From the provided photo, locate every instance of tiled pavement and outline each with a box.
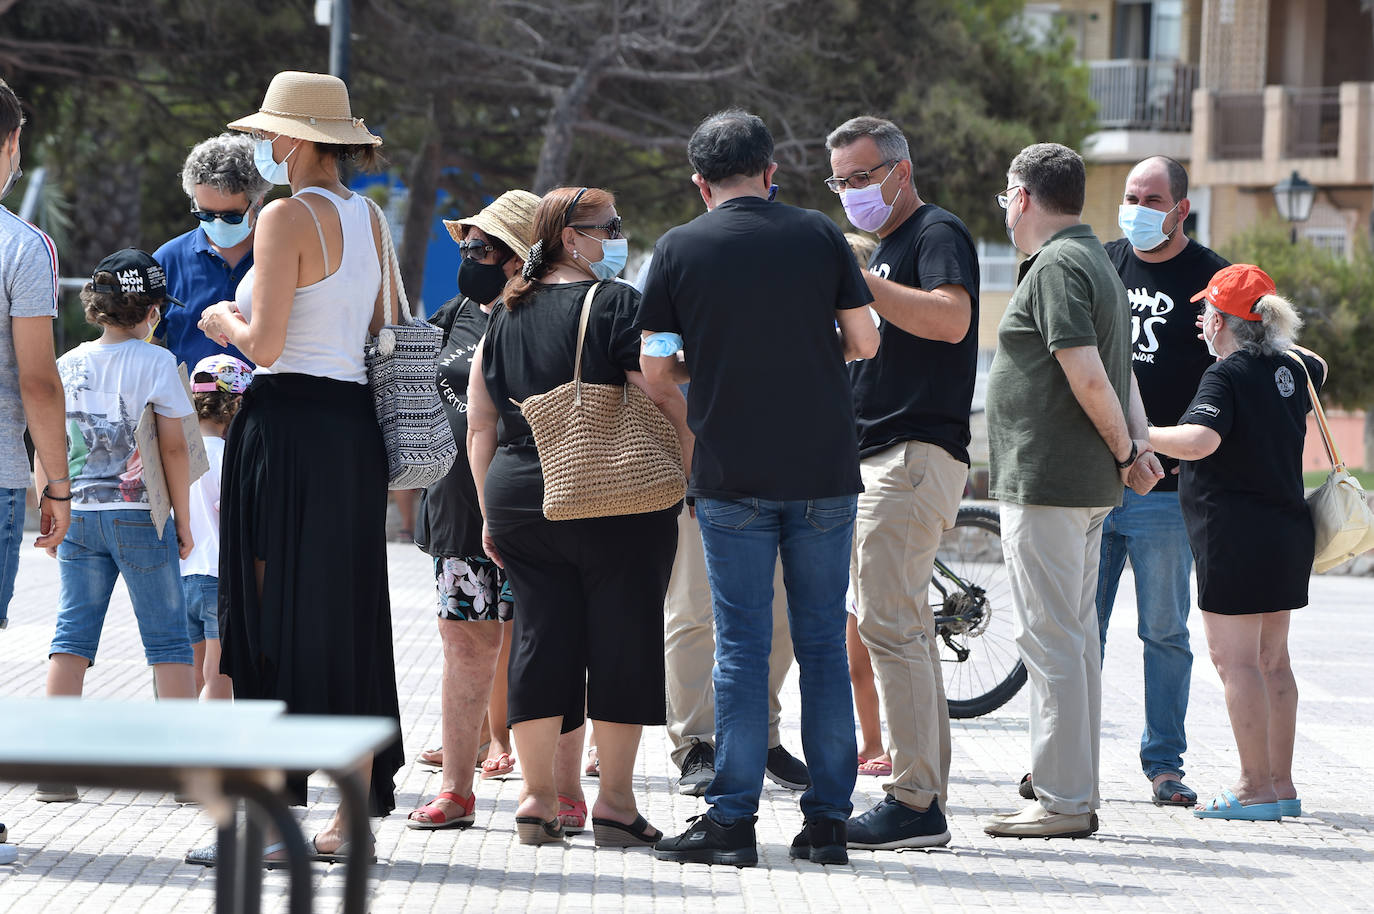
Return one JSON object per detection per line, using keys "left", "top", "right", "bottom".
{"left": 2, "top": 539, "right": 1373, "bottom": 912}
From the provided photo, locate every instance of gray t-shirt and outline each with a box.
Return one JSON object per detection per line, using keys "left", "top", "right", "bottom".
{"left": 0, "top": 205, "right": 59, "bottom": 489}
{"left": 986, "top": 224, "right": 1131, "bottom": 508}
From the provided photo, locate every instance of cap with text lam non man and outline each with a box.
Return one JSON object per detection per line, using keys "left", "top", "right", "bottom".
{"left": 1189, "top": 263, "right": 1276, "bottom": 321}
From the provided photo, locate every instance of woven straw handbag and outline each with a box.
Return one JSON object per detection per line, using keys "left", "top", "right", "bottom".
{"left": 362, "top": 196, "right": 459, "bottom": 490}
{"left": 513, "top": 282, "right": 685, "bottom": 521}
{"left": 1286, "top": 352, "right": 1374, "bottom": 572}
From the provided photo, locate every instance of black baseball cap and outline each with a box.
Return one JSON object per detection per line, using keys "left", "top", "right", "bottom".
{"left": 90, "top": 248, "right": 184, "bottom": 307}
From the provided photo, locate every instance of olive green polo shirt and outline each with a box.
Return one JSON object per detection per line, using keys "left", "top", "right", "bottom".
{"left": 986, "top": 224, "right": 1131, "bottom": 508}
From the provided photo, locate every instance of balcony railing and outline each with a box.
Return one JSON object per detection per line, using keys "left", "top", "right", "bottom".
{"left": 1213, "top": 91, "right": 1265, "bottom": 160}
{"left": 1088, "top": 60, "right": 1198, "bottom": 132}
{"left": 1286, "top": 87, "right": 1341, "bottom": 158}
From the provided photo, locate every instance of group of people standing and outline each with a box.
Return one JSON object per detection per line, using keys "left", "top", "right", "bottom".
{"left": 0, "top": 66, "right": 1325, "bottom": 870}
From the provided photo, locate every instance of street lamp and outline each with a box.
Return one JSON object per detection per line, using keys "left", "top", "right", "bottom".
{"left": 1272, "top": 170, "right": 1316, "bottom": 244}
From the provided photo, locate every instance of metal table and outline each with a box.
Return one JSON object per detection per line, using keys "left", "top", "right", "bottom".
{"left": 0, "top": 697, "right": 397, "bottom": 914}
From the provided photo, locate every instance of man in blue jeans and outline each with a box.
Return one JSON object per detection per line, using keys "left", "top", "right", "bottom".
{"left": 1097, "top": 157, "right": 1227, "bottom": 806}
{"left": 637, "top": 109, "right": 879, "bottom": 867}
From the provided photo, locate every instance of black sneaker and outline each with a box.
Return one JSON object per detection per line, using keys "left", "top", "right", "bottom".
{"left": 765, "top": 744, "right": 810, "bottom": 791}
{"left": 654, "top": 813, "right": 757, "bottom": 867}
{"left": 847, "top": 795, "right": 951, "bottom": 850}
{"left": 789, "top": 818, "right": 849, "bottom": 865}
{"left": 678, "top": 738, "right": 716, "bottom": 797}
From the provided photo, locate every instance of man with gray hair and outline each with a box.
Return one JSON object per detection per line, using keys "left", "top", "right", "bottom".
{"left": 984, "top": 142, "right": 1162, "bottom": 838}
{"left": 824, "top": 115, "right": 979, "bottom": 850}
{"left": 153, "top": 133, "right": 269, "bottom": 367}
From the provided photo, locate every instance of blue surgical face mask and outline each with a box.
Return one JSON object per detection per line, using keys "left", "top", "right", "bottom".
{"left": 201, "top": 212, "right": 254, "bottom": 248}
{"left": 579, "top": 233, "right": 628, "bottom": 280}
{"left": 254, "top": 137, "right": 296, "bottom": 185}
{"left": 1118, "top": 202, "right": 1179, "bottom": 252}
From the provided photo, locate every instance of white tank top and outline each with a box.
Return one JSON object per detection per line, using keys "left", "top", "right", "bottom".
{"left": 236, "top": 186, "right": 380, "bottom": 383}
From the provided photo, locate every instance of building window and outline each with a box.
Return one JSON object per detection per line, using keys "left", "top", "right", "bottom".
{"left": 977, "top": 240, "right": 1019, "bottom": 292}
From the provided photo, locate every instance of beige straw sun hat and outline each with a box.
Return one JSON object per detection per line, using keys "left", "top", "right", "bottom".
{"left": 444, "top": 190, "right": 541, "bottom": 262}
{"left": 227, "top": 71, "right": 381, "bottom": 147}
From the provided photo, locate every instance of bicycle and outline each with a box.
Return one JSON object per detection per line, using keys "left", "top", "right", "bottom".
{"left": 931, "top": 505, "right": 1025, "bottom": 718}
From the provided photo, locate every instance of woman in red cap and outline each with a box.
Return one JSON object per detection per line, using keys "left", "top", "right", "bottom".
{"left": 1147, "top": 263, "right": 1326, "bottom": 822}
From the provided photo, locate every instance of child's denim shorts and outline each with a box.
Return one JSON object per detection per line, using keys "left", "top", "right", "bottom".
{"left": 182, "top": 573, "right": 219, "bottom": 643}
{"left": 51, "top": 509, "right": 193, "bottom": 666}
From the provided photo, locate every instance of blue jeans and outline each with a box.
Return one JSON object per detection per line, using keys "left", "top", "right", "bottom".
{"left": 1096, "top": 488, "right": 1193, "bottom": 780}
{"left": 52, "top": 510, "right": 193, "bottom": 666}
{"left": 0, "top": 487, "right": 23, "bottom": 629}
{"left": 697, "top": 495, "right": 858, "bottom": 825}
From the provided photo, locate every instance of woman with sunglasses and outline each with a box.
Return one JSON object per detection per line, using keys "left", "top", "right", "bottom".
{"left": 467, "top": 186, "right": 689, "bottom": 846}
{"left": 153, "top": 133, "right": 268, "bottom": 370}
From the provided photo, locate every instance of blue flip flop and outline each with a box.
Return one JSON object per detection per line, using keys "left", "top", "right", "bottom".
{"left": 1193, "top": 789, "right": 1281, "bottom": 821}
{"left": 1278, "top": 798, "right": 1302, "bottom": 817}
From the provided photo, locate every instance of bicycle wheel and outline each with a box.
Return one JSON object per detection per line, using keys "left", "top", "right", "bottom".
{"left": 933, "top": 505, "right": 1026, "bottom": 718}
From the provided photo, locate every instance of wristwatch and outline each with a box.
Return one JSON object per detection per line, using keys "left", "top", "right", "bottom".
{"left": 1115, "top": 441, "right": 1138, "bottom": 469}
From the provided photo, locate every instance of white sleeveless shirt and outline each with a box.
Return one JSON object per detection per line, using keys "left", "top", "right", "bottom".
{"left": 236, "top": 187, "right": 380, "bottom": 383}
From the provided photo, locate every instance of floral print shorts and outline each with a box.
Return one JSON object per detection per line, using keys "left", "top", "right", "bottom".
{"left": 434, "top": 555, "right": 514, "bottom": 622}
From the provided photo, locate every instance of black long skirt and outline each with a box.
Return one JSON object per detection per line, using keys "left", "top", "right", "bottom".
{"left": 218, "top": 372, "right": 403, "bottom": 816}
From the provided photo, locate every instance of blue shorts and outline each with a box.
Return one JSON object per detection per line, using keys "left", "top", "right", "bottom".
{"left": 51, "top": 509, "right": 193, "bottom": 666}
{"left": 0, "top": 487, "right": 23, "bottom": 629}
{"left": 183, "top": 573, "right": 219, "bottom": 642}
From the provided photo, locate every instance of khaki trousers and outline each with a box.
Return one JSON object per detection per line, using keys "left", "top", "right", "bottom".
{"left": 1000, "top": 502, "right": 1111, "bottom": 815}
{"left": 664, "top": 507, "right": 792, "bottom": 769}
{"left": 851, "top": 441, "right": 967, "bottom": 810}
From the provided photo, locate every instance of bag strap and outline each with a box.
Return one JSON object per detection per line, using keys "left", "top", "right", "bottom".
{"left": 363, "top": 196, "right": 409, "bottom": 328}
{"left": 1285, "top": 350, "right": 1342, "bottom": 471}
{"left": 571, "top": 282, "right": 603, "bottom": 406}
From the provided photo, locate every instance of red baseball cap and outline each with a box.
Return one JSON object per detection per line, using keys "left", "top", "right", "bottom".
{"left": 1189, "top": 264, "right": 1276, "bottom": 321}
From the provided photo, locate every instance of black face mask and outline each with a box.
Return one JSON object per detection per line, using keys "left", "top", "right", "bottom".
{"left": 457, "top": 257, "right": 509, "bottom": 306}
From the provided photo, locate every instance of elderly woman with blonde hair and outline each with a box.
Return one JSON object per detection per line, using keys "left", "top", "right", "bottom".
{"left": 1148, "top": 264, "right": 1326, "bottom": 823}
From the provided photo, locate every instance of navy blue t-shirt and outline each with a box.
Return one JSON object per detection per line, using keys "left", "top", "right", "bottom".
{"left": 153, "top": 227, "right": 253, "bottom": 370}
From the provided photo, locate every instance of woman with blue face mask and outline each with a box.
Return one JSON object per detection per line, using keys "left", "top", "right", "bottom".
{"left": 151, "top": 134, "right": 269, "bottom": 370}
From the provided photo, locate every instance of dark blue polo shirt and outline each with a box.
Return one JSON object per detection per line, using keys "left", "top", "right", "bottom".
{"left": 152, "top": 227, "right": 253, "bottom": 370}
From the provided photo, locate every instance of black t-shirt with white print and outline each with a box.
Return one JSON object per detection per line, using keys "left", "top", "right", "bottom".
{"left": 1177, "top": 350, "right": 1323, "bottom": 613}
{"left": 850, "top": 203, "right": 980, "bottom": 464}
{"left": 1105, "top": 237, "right": 1229, "bottom": 491}
{"left": 415, "top": 295, "right": 489, "bottom": 558}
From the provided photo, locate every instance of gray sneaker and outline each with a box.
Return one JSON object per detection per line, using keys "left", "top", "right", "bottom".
{"left": 677, "top": 738, "right": 715, "bottom": 797}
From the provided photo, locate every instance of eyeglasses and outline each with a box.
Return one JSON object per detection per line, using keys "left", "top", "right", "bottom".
{"left": 191, "top": 208, "right": 251, "bottom": 225}
{"left": 824, "top": 160, "right": 896, "bottom": 194}
{"left": 995, "top": 186, "right": 1023, "bottom": 209}
{"left": 248, "top": 130, "right": 278, "bottom": 143}
{"left": 568, "top": 216, "right": 624, "bottom": 240}
{"left": 457, "top": 239, "right": 507, "bottom": 261}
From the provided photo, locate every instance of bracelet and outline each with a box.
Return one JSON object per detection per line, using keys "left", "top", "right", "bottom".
{"left": 41, "top": 484, "right": 73, "bottom": 502}
{"left": 47, "top": 474, "right": 70, "bottom": 484}
{"left": 1115, "top": 441, "right": 1138, "bottom": 469}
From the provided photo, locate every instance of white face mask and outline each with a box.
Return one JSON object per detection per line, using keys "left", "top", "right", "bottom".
{"left": 1203, "top": 310, "right": 1221, "bottom": 358}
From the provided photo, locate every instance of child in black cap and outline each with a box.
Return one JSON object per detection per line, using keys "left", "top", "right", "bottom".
{"left": 34, "top": 248, "right": 198, "bottom": 804}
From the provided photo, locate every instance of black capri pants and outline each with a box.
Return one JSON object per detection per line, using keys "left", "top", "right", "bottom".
{"left": 493, "top": 506, "right": 679, "bottom": 732}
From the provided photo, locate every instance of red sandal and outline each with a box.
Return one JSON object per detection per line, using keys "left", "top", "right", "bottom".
{"left": 406, "top": 790, "right": 477, "bottom": 830}
{"left": 557, "top": 794, "right": 588, "bottom": 834}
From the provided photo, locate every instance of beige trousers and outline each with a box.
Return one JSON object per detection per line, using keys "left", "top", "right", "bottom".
{"left": 1000, "top": 501, "right": 1112, "bottom": 815}
{"left": 851, "top": 441, "right": 968, "bottom": 810}
{"left": 664, "top": 507, "right": 792, "bottom": 769}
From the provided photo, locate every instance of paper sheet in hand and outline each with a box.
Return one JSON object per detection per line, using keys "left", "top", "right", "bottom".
{"left": 133, "top": 364, "right": 209, "bottom": 538}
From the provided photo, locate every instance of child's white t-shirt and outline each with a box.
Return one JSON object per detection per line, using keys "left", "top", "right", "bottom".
{"left": 57, "top": 339, "right": 193, "bottom": 510}
{"left": 181, "top": 435, "right": 224, "bottom": 577}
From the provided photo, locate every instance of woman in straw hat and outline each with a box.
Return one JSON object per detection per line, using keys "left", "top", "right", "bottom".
{"left": 1148, "top": 264, "right": 1326, "bottom": 822}
{"left": 408, "top": 189, "right": 592, "bottom": 832}
{"left": 191, "top": 70, "right": 402, "bottom": 864}
{"left": 467, "top": 186, "right": 690, "bottom": 847}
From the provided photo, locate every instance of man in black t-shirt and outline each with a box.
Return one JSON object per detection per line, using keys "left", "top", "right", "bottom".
{"left": 1098, "top": 156, "right": 1228, "bottom": 808}
{"left": 824, "top": 116, "right": 979, "bottom": 851}
{"left": 639, "top": 109, "right": 879, "bottom": 867}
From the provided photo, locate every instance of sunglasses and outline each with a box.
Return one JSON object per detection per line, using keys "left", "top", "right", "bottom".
{"left": 192, "top": 208, "right": 251, "bottom": 225}
{"left": 567, "top": 216, "right": 624, "bottom": 240}
{"left": 457, "top": 239, "right": 509, "bottom": 262}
